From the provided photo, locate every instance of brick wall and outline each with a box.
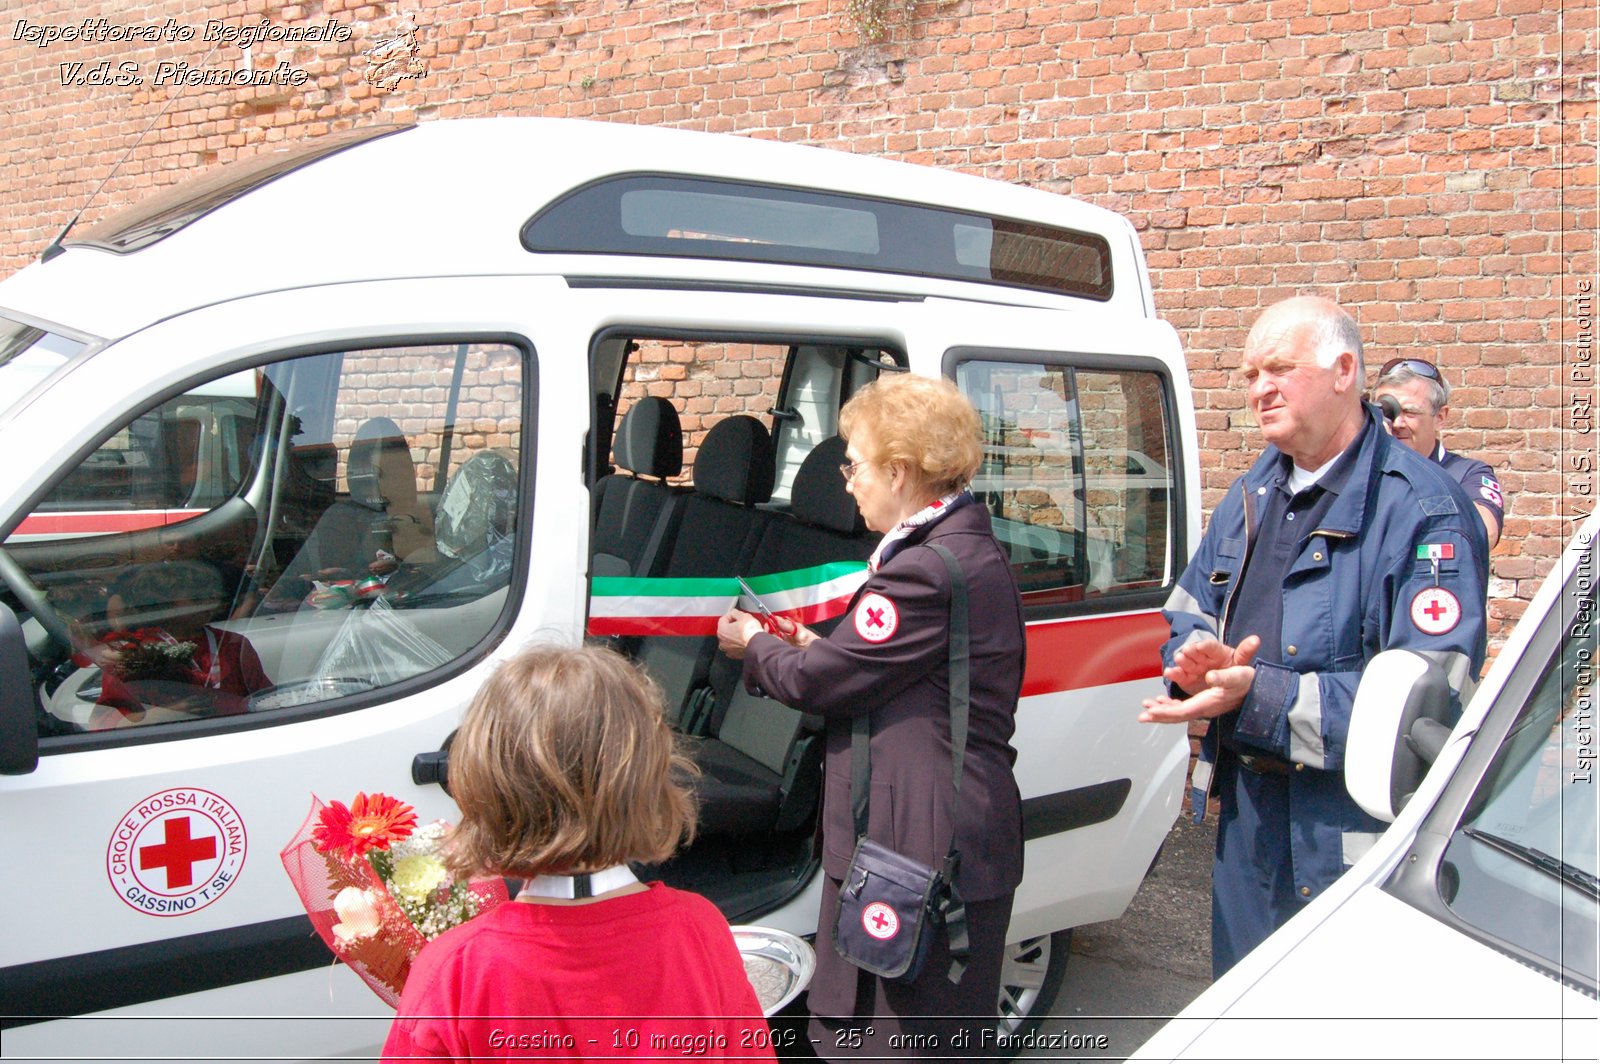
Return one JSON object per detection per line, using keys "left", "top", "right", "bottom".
{"left": 619, "top": 339, "right": 788, "bottom": 476}
{"left": 3, "top": 0, "right": 1594, "bottom": 648}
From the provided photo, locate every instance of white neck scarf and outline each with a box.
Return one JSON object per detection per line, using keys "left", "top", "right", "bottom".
{"left": 868, "top": 490, "right": 971, "bottom": 572}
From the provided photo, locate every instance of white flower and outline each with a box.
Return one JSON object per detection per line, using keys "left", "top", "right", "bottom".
{"left": 388, "top": 820, "right": 448, "bottom": 861}
{"left": 390, "top": 853, "right": 449, "bottom": 904}
{"left": 331, "top": 886, "right": 382, "bottom": 944}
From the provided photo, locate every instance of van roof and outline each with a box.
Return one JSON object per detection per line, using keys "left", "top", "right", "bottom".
{"left": 0, "top": 118, "right": 1154, "bottom": 339}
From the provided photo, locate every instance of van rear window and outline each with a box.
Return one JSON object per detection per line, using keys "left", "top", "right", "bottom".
{"left": 64, "top": 123, "right": 415, "bottom": 255}
{"left": 523, "top": 175, "right": 1113, "bottom": 301}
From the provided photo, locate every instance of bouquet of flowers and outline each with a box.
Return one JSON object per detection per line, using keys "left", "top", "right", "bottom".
{"left": 279, "top": 792, "right": 509, "bottom": 1006}
{"left": 101, "top": 628, "right": 200, "bottom": 683}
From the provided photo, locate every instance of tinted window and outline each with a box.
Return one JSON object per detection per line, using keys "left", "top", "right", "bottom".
{"left": 958, "top": 359, "right": 1175, "bottom": 607}
{"left": 525, "top": 175, "right": 1113, "bottom": 300}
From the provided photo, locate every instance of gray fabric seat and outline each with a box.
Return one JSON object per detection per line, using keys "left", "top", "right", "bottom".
{"left": 634, "top": 415, "right": 775, "bottom": 724}
{"left": 591, "top": 397, "right": 685, "bottom": 579}
{"left": 691, "top": 437, "right": 874, "bottom": 835}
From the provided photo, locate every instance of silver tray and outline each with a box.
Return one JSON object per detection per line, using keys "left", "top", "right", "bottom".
{"left": 731, "top": 925, "right": 815, "bottom": 1016}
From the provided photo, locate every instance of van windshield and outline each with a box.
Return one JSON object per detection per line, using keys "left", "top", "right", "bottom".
{"left": 1437, "top": 586, "right": 1597, "bottom": 985}
{"left": 0, "top": 316, "right": 91, "bottom": 417}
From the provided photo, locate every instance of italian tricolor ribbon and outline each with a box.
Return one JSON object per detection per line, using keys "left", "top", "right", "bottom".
{"left": 1416, "top": 543, "right": 1455, "bottom": 560}
{"left": 586, "top": 561, "right": 870, "bottom": 637}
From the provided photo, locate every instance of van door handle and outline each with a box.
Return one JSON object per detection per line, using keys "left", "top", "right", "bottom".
{"left": 411, "top": 728, "right": 456, "bottom": 794}
{"left": 411, "top": 750, "right": 448, "bottom": 789}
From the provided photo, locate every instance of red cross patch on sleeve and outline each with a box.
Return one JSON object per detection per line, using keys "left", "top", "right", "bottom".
{"left": 853, "top": 592, "right": 900, "bottom": 643}
{"left": 1410, "top": 587, "right": 1462, "bottom": 635}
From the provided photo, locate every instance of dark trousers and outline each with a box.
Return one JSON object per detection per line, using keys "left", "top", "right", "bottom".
{"left": 809, "top": 874, "right": 1013, "bottom": 1061}
{"left": 1211, "top": 764, "right": 1309, "bottom": 979}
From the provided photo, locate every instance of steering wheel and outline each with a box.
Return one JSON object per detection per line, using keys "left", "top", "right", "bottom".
{"left": 0, "top": 546, "right": 75, "bottom": 652}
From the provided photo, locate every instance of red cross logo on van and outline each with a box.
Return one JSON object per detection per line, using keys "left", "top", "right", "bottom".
{"left": 854, "top": 593, "right": 899, "bottom": 643}
{"left": 107, "top": 788, "right": 247, "bottom": 917}
{"left": 139, "top": 816, "right": 218, "bottom": 889}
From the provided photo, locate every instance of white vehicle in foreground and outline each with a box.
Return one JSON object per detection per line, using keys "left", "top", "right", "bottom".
{"left": 0, "top": 118, "right": 1199, "bottom": 1060}
{"left": 1132, "top": 512, "right": 1600, "bottom": 1063}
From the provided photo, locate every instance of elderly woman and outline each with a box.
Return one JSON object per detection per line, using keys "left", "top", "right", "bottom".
{"left": 717, "top": 374, "right": 1025, "bottom": 1059}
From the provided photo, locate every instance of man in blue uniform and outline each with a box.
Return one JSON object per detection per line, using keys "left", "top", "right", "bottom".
{"left": 1374, "top": 357, "right": 1506, "bottom": 547}
{"left": 1142, "top": 296, "right": 1488, "bottom": 978}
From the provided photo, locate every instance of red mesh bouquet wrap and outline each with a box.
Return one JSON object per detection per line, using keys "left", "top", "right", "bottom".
{"left": 279, "top": 793, "right": 509, "bottom": 1007}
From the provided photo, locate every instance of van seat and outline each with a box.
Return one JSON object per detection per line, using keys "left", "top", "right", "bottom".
{"left": 591, "top": 397, "right": 685, "bottom": 578}
{"left": 692, "top": 437, "right": 873, "bottom": 835}
{"left": 634, "top": 415, "right": 775, "bottom": 722}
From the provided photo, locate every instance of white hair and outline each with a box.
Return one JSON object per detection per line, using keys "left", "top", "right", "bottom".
{"left": 1249, "top": 296, "right": 1365, "bottom": 375}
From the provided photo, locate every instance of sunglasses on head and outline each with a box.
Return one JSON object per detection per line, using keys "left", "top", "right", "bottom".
{"left": 1378, "top": 358, "right": 1442, "bottom": 382}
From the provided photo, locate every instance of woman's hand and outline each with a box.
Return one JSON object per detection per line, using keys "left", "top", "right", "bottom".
{"left": 717, "top": 609, "right": 767, "bottom": 659}
{"left": 769, "top": 614, "right": 818, "bottom": 648}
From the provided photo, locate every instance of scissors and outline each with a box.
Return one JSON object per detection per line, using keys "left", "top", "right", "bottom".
{"left": 736, "top": 575, "right": 782, "bottom": 635}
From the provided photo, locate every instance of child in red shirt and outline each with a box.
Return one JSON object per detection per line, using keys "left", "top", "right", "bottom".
{"left": 381, "top": 644, "right": 776, "bottom": 1061}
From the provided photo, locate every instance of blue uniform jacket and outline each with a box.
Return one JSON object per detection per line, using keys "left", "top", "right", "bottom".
{"left": 1164, "top": 407, "right": 1488, "bottom": 891}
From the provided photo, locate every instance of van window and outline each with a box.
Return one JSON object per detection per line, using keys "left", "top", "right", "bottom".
{"left": 15, "top": 372, "right": 259, "bottom": 531}
{"left": 7, "top": 340, "right": 525, "bottom": 738}
{"left": 0, "top": 318, "right": 89, "bottom": 414}
{"left": 1435, "top": 588, "right": 1598, "bottom": 985}
{"left": 526, "top": 176, "right": 1114, "bottom": 300}
{"left": 957, "top": 359, "right": 1176, "bottom": 607}
{"left": 770, "top": 345, "right": 899, "bottom": 504}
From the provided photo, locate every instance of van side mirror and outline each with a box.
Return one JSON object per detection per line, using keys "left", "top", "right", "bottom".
{"left": 0, "top": 602, "right": 40, "bottom": 774}
{"left": 1345, "top": 649, "right": 1452, "bottom": 822}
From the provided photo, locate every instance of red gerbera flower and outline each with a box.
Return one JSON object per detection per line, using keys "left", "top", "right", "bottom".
{"left": 312, "top": 792, "right": 418, "bottom": 859}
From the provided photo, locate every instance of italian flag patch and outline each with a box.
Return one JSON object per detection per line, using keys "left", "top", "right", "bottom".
{"left": 1416, "top": 543, "right": 1455, "bottom": 561}
{"left": 587, "top": 561, "right": 869, "bottom": 637}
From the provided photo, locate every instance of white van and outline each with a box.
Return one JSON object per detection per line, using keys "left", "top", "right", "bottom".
{"left": 1132, "top": 512, "right": 1599, "bottom": 1062}
{"left": 0, "top": 118, "right": 1198, "bottom": 1060}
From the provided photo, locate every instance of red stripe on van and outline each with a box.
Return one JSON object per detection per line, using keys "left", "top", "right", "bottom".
{"left": 1021, "top": 610, "right": 1168, "bottom": 697}
{"left": 13, "top": 510, "right": 206, "bottom": 537}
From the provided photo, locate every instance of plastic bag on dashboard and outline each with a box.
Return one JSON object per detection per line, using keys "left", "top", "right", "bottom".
{"left": 310, "top": 595, "right": 453, "bottom": 689}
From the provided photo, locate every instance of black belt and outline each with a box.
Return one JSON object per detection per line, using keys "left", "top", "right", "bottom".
{"left": 1235, "top": 751, "right": 1295, "bottom": 776}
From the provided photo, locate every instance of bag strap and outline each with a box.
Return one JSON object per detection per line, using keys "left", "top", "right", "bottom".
{"left": 849, "top": 542, "right": 971, "bottom": 981}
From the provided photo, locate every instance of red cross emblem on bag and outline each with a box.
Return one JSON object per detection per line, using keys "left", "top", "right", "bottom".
{"left": 862, "top": 901, "right": 900, "bottom": 940}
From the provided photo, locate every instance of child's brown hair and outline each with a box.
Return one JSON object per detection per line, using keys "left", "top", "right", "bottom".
{"left": 445, "top": 643, "right": 698, "bottom": 878}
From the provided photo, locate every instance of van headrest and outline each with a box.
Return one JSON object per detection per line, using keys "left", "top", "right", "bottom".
{"left": 348, "top": 416, "right": 412, "bottom": 511}
{"left": 792, "top": 437, "right": 864, "bottom": 534}
{"left": 613, "top": 397, "right": 683, "bottom": 479}
{"left": 694, "top": 416, "right": 775, "bottom": 505}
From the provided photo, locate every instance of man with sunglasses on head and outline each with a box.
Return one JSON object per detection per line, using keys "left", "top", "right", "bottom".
{"left": 1374, "top": 358, "right": 1505, "bottom": 547}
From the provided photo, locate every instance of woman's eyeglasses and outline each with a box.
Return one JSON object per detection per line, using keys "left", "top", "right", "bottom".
{"left": 839, "top": 460, "right": 868, "bottom": 482}
{"left": 1378, "top": 358, "right": 1442, "bottom": 382}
